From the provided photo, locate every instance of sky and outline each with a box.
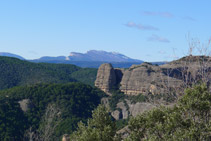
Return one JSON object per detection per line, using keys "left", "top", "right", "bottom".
{"left": 1, "top": 0, "right": 211, "bottom": 61}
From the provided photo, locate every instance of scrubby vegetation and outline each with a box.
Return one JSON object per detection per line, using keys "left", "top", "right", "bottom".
{"left": 126, "top": 84, "right": 211, "bottom": 140}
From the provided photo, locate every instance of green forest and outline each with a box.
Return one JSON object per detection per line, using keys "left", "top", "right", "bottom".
{"left": 0, "top": 83, "right": 105, "bottom": 140}
{"left": 0, "top": 57, "right": 101, "bottom": 140}
{"left": 0, "top": 56, "right": 97, "bottom": 89}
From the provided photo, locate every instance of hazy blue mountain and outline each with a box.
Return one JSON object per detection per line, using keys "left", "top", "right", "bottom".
{"left": 31, "top": 50, "right": 145, "bottom": 68}
{"left": 0, "top": 51, "right": 164, "bottom": 68}
{"left": 67, "top": 50, "right": 142, "bottom": 62}
{"left": 38, "top": 56, "right": 66, "bottom": 61}
{"left": 0, "top": 52, "right": 25, "bottom": 60}
{"left": 35, "top": 50, "right": 142, "bottom": 62}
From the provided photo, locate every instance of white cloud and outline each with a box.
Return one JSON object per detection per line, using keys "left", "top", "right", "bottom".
{"left": 148, "top": 34, "right": 170, "bottom": 43}
{"left": 182, "top": 16, "right": 196, "bottom": 21}
{"left": 125, "top": 22, "right": 159, "bottom": 31}
{"left": 143, "top": 11, "right": 174, "bottom": 18}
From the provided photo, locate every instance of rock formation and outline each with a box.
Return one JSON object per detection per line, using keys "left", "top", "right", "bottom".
{"left": 94, "top": 63, "right": 116, "bottom": 94}
{"left": 95, "top": 63, "right": 125, "bottom": 94}
{"left": 120, "top": 63, "right": 183, "bottom": 95}
{"left": 95, "top": 56, "right": 211, "bottom": 96}
{"left": 18, "top": 99, "right": 33, "bottom": 112}
{"left": 95, "top": 56, "right": 211, "bottom": 120}
{"left": 111, "top": 99, "right": 156, "bottom": 120}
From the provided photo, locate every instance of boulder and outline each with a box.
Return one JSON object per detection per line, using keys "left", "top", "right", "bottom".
{"left": 129, "top": 102, "right": 155, "bottom": 117}
{"left": 113, "top": 99, "right": 156, "bottom": 119}
{"left": 111, "top": 110, "right": 121, "bottom": 120}
{"left": 116, "top": 102, "right": 129, "bottom": 119}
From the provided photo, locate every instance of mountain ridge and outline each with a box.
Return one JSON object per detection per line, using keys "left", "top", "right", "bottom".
{"left": 0, "top": 52, "right": 25, "bottom": 60}
{"left": 39, "top": 50, "right": 142, "bottom": 62}
{"left": 0, "top": 51, "right": 166, "bottom": 68}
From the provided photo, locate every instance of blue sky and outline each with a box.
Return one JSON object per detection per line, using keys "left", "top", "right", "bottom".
{"left": 0, "top": 0, "right": 211, "bottom": 61}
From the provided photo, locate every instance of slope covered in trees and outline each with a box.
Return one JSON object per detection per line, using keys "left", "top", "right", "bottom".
{"left": 0, "top": 56, "right": 97, "bottom": 89}
{"left": 0, "top": 82, "right": 105, "bottom": 140}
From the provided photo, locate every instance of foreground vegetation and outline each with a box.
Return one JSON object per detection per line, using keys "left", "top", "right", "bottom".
{"left": 72, "top": 84, "right": 211, "bottom": 140}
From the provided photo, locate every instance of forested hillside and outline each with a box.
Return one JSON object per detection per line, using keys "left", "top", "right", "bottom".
{"left": 0, "top": 83, "right": 105, "bottom": 140}
{"left": 0, "top": 56, "right": 97, "bottom": 89}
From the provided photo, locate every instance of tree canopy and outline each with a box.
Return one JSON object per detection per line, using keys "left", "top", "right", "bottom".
{"left": 0, "top": 56, "right": 97, "bottom": 89}
{"left": 0, "top": 82, "right": 105, "bottom": 140}
{"left": 71, "top": 104, "right": 117, "bottom": 141}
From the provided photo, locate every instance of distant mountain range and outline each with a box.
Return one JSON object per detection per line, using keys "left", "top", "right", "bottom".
{"left": 0, "top": 52, "right": 25, "bottom": 60}
{"left": 37, "top": 50, "right": 142, "bottom": 62}
{"left": 0, "top": 50, "right": 165, "bottom": 68}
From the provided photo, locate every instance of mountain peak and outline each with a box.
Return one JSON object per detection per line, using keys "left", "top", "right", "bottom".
{"left": 68, "top": 50, "right": 141, "bottom": 62}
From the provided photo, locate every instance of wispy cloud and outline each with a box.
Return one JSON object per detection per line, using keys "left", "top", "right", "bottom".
{"left": 148, "top": 34, "right": 170, "bottom": 43}
{"left": 143, "top": 11, "right": 174, "bottom": 18}
{"left": 158, "top": 50, "right": 166, "bottom": 54}
{"left": 182, "top": 16, "right": 196, "bottom": 21}
{"left": 125, "top": 22, "right": 159, "bottom": 31}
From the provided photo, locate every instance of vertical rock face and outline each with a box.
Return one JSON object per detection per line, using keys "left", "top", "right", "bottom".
{"left": 120, "top": 63, "right": 183, "bottom": 95}
{"left": 95, "top": 63, "right": 117, "bottom": 94}
{"left": 95, "top": 62, "right": 184, "bottom": 96}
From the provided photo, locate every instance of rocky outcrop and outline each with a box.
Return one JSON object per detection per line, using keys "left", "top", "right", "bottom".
{"left": 96, "top": 56, "right": 211, "bottom": 123}
{"left": 116, "top": 101, "right": 129, "bottom": 119}
{"left": 96, "top": 55, "right": 211, "bottom": 96}
{"left": 111, "top": 110, "right": 121, "bottom": 120}
{"left": 120, "top": 63, "right": 183, "bottom": 95}
{"left": 95, "top": 63, "right": 125, "bottom": 94}
{"left": 160, "top": 55, "right": 211, "bottom": 84}
{"left": 95, "top": 63, "right": 116, "bottom": 94}
{"left": 101, "top": 97, "right": 110, "bottom": 108}
{"left": 128, "top": 101, "right": 155, "bottom": 117}
{"left": 112, "top": 99, "right": 156, "bottom": 120}
{"left": 18, "top": 99, "right": 33, "bottom": 112}
{"left": 116, "top": 126, "right": 130, "bottom": 139}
